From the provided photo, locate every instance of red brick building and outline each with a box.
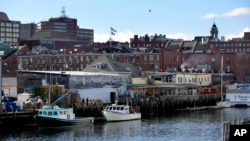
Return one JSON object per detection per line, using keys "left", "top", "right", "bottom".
{"left": 2, "top": 45, "right": 31, "bottom": 77}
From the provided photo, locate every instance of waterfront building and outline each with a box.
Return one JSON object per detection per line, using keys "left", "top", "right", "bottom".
{"left": 128, "top": 71, "right": 213, "bottom": 96}
{"left": 16, "top": 71, "right": 128, "bottom": 104}
{"left": 16, "top": 55, "right": 140, "bottom": 103}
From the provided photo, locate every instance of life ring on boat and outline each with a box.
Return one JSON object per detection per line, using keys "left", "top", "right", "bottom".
{"left": 67, "top": 114, "right": 70, "bottom": 119}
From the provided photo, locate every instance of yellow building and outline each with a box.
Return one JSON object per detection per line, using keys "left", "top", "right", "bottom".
{"left": 176, "top": 73, "right": 212, "bottom": 86}
{"left": 128, "top": 72, "right": 212, "bottom": 96}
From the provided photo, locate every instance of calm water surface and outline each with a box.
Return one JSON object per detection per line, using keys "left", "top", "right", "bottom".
{"left": 1, "top": 108, "right": 250, "bottom": 141}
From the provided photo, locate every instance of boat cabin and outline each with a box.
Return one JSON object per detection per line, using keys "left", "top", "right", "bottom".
{"left": 105, "top": 105, "right": 135, "bottom": 114}
{"left": 37, "top": 105, "right": 75, "bottom": 120}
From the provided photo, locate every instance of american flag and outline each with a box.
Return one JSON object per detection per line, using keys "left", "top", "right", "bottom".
{"left": 111, "top": 27, "right": 117, "bottom": 32}
{"left": 111, "top": 27, "right": 117, "bottom": 35}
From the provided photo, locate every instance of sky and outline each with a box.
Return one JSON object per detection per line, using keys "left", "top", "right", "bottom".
{"left": 1, "top": 0, "right": 250, "bottom": 43}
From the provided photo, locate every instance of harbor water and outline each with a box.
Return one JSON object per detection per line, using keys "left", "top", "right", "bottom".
{"left": 0, "top": 107, "right": 250, "bottom": 141}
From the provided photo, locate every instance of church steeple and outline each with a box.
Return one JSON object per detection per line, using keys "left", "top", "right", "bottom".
{"left": 210, "top": 22, "right": 218, "bottom": 40}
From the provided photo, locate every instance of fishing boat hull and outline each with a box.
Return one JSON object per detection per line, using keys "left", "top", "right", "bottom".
{"left": 36, "top": 116, "right": 94, "bottom": 128}
{"left": 102, "top": 111, "right": 141, "bottom": 122}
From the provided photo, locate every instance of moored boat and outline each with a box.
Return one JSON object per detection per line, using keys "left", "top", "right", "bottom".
{"left": 102, "top": 102, "right": 141, "bottom": 122}
{"left": 216, "top": 100, "right": 231, "bottom": 108}
{"left": 36, "top": 89, "right": 94, "bottom": 128}
{"left": 36, "top": 105, "right": 94, "bottom": 128}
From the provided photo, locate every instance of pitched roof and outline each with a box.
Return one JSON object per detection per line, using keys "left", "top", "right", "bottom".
{"left": 181, "top": 41, "right": 197, "bottom": 53}
{"left": 120, "top": 63, "right": 141, "bottom": 77}
{"left": 165, "top": 41, "right": 182, "bottom": 51}
{"left": 82, "top": 55, "right": 130, "bottom": 73}
{"left": 194, "top": 42, "right": 211, "bottom": 53}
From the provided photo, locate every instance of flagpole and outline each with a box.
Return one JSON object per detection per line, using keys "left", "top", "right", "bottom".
{"left": 109, "top": 29, "right": 112, "bottom": 53}
{"left": 110, "top": 27, "right": 116, "bottom": 54}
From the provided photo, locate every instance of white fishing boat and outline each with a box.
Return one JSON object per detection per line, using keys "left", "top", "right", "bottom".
{"left": 102, "top": 101, "right": 141, "bottom": 122}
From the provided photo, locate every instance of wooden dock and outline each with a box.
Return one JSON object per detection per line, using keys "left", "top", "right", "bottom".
{"left": 222, "top": 118, "right": 249, "bottom": 141}
{"left": 0, "top": 110, "right": 36, "bottom": 126}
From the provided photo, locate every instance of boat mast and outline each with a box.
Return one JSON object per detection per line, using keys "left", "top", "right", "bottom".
{"left": 220, "top": 55, "right": 223, "bottom": 103}
{"left": 48, "top": 65, "right": 53, "bottom": 106}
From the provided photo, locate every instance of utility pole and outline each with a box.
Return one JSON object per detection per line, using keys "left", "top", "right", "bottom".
{"left": 0, "top": 51, "right": 4, "bottom": 111}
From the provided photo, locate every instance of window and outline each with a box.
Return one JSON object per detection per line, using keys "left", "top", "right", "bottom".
{"left": 39, "top": 111, "right": 42, "bottom": 115}
{"left": 48, "top": 111, "right": 52, "bottom": 116}
{"left": 156, "top": 55, "right": 159, "bottom": 61}
{"left": 149, "top": 55, "right": 153, "bottom": 61}
{"left": 178, "top": 77, "right": 182, "bottom": 83}
{"left": 192, "top": 78, "right": 197, "bottom": 83}
{"left": 43, "top": 111, "right": 47, "bottom": 115}
{"left": 247, "top": 48, "right": 250, "bottom": 53}
{"left": 239, "top": 48, "right": 242, "bottom": 53}
{"left": 6, "top": 23, "right": 12, "bottom": 27}
{"left": 226, "top": 58, "right": 230, "bottom": 64}
{"left": 13, "top": 23, "right": 19, "bottom": 27}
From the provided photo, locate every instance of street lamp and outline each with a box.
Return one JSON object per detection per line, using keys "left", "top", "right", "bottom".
{"left": 0, "top": 51, "right": 4, "bottom": 107}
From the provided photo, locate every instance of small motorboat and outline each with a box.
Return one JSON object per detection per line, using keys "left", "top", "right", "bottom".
{"left": 102, "top": 101, "right": 141, "bottom": 122}
{"left": 216, "top": 100, "right": 231, "bottom": 108}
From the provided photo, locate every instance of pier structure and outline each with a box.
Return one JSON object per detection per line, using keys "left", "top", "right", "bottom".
{"left": 118, "top": 94, "right": 220, "bottom": 116}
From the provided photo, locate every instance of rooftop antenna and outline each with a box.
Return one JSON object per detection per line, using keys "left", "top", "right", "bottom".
{"left": 61, "top": 6, "right": 66, "bottom": 17}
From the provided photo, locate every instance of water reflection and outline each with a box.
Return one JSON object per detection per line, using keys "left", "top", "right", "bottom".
{"left": 101, "top": 120, "right": 141, "bottom": 140}
{"left": 37, "top": 125, "right": 95, "bottom": 141}
{"left": 1, "top": 108, "right": 250, "bottom": 141}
